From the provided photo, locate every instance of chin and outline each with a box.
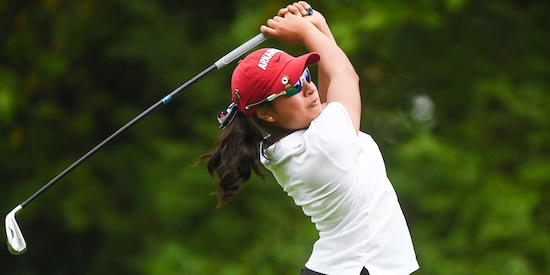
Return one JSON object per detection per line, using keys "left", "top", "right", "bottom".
{"left": 312, "top": 108, "right": 322, "bottom": 119}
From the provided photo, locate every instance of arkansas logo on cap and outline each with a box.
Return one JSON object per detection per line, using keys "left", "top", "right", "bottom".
{"left": 231, "top": 48, "right": 320, "bottom": 117}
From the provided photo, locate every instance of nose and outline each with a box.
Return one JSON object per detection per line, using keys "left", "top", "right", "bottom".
{"left": 301, "top": 79, "right": 315, "bottom": 96}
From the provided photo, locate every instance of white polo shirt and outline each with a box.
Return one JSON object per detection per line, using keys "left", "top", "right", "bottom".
{"left": 261, "top": 102, "right": 419, "bottom": 275}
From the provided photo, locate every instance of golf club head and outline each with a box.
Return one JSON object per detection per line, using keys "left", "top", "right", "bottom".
{"left": 5, "top": 205, "right": 27, "bottom": 255}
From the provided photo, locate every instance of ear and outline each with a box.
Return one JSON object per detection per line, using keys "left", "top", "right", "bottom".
{"left": 256, "top": 106, "right": 276, "bottom": 123}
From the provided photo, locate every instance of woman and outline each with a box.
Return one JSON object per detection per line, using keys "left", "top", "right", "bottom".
{"left": 200, "top": 2, "right": 419, "bottom": 274}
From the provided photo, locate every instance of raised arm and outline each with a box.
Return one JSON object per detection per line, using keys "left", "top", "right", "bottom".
{"left": 260, "top": 5, "right": 361, "bottom": 133}
{"left": 277, "top": 2, "right": 335, "bottom": 106}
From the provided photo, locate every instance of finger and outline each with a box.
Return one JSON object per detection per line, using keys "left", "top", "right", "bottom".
{"left": 260, "top": 25, "right": 276, "bottom": 36}
{"left": 286, "top": 4, "right": 301, "bottom": 16}
{"left": 297, "top": 1, "right": 313, "bottom": 15}
{"left": 277, "top": 7, "right": 288, "bottom": 16}
{"left": 298, "top": 1, "right": 311, "bottom": 11}
{"left": 265, "top": 16, "right": 282, "bottom": 29}
{"left": 266, "top": 18, "right": 275, "bottom": 27}
{"left": 272, "top": 15, "right": 284, "bottom": 22}
{"left": 291, "top": 2, "right": 309, "bottom": 16}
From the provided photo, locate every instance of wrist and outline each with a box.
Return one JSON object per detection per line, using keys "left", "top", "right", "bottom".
{"left": 302, "top": 26, "right": 332, "bottom": 51}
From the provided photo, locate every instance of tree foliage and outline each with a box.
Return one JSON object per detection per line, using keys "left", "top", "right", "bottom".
{"left": 1, "top": 0, "right": 549, "bottom": 274}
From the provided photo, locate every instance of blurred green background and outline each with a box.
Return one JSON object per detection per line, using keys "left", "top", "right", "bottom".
{"left": 1, "top": 0, "right": 549, "bottom": 274}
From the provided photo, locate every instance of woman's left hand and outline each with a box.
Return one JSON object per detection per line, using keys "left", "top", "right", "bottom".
{"left": 260, "top": 10, "right": 317, "bottom": 45}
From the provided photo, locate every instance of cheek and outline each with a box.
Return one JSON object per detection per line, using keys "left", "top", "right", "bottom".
{"left": 271, "top": 98, "right": 307, "bottom": 128}
{"left": 273, "top": 99, "right": 317, "bottom": 130}
{"left": 272, "top": 96, "right": 298, "bottom": 115}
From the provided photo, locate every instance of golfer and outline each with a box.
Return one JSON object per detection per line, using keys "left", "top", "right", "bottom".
{"left": 200, "top": 2, "right": 419, "bottom": 274}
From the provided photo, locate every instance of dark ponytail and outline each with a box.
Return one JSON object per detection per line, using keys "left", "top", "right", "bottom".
{"left": 198, "top": 111, "right": 267, "bottom": 207}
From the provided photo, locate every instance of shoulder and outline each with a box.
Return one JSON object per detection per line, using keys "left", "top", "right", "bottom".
{"left": 309, "top": 102, "right": 356, "bottom": 140}
{"left": 320, "top": 101, "right": 348, "bottom": 117}
{"left": 262, "top": 102, "right": 359, "bottom": 165}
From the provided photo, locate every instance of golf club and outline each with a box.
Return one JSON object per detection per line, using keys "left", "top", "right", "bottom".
{"left": 5, "top": 32, "right": 269, "bottom": 255}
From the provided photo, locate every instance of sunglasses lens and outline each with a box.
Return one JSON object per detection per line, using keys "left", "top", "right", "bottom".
{"left": 287, "top": 68, "right": 311, "bottom": 96}
{"left": 304, "top": 68, "right": 311, "bottom": 83}
{"left": 287, "top": 85, "right": 301, "bottom": 96}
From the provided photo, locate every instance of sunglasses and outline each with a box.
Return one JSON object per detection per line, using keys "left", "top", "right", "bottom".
{"left": 245, "top": 68, "right": 311, "bottom": 110}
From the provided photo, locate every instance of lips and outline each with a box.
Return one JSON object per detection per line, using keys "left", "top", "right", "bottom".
{"left": 310, "top": 98, "right": 320, "bottom": 107}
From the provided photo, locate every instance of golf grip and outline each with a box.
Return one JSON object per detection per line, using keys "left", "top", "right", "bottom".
{"left": 215, "top": 33, "right": 269, "bottom": 69}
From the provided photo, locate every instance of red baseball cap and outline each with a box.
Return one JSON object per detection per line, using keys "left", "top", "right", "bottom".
{"left": 231, "top": 48, "right": 320, "bottom": 117}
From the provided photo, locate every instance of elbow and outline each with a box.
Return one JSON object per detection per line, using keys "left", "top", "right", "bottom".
{"left": 348, "top": 69, "right": 360, "bottom": 86}
{"left": 352, "top": 70, "right": 360, "bottom": 83}
{"left": 345, "top": 63, "right": 360, "bottom": 83}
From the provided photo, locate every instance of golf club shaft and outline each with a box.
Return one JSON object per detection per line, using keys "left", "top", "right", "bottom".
{"left": 20, "top": 33, "right": 269, "bottom": 209}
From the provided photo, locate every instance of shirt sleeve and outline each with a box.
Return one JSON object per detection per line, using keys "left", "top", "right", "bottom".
{"left": 305, "top": 102, "right": 361, "bottom": 169}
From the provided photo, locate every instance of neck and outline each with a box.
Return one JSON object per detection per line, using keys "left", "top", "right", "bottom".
{"left": 266, "top": 127, "right": 304, "bottom": 146}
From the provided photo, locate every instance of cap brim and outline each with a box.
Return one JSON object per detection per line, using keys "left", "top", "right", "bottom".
{"left": 303, "top": 52, "right": 321, "bottom": 66}
{"left": 272, "top": 52, "right": 320, "bottom": 94}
